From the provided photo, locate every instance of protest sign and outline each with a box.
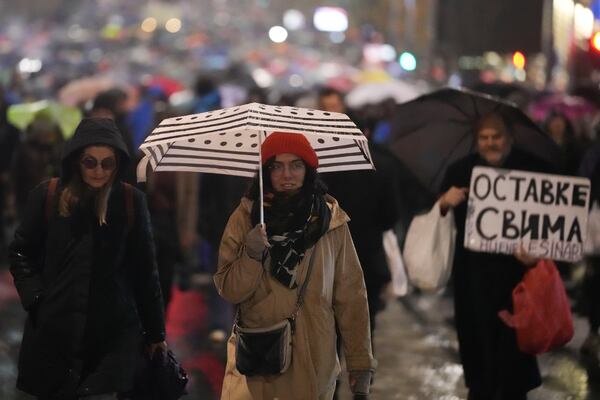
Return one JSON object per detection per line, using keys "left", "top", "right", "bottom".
{"left": 464, "top": 167, "right": 590, "bottom": 262}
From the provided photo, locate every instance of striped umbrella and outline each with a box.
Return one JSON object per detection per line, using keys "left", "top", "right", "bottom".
{"left": 137, "top": 102, "right": 374, "bottom": 222}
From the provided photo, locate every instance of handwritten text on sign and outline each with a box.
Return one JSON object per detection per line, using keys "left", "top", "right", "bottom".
{"left": 464, "top": 167, "right": 591, "bottom": 262}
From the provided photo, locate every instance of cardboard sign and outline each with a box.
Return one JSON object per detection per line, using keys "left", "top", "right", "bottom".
{"left": 464, "top": 167, "right": 591, "bottom": 262}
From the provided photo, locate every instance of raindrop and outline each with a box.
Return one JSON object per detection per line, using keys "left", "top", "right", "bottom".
{"left": 317, "top": 139, "right": 325, "bottom": 144}
{"left": 323, "top": 112, "right": 331, "bottom": 116}
{"left": 291, "top": 111, "right": 298, "bottom": 115}
{"left": 250, "top": 134, "right": 258, "bottom": 138}
{"left": 204, "top": 140, "right": 211, "bottom": 144}
{"left": 220, "top": 141, "right": 227, "bottom": 146}
{"left": 188, "top": 138, "right": 195, "bottom": 143}
{"left": 307, "top": 112, "right": 314, "bottom": 116}
{"left": 235, "top": 133, "right": 242, "bottom": 137}
{"left": 236, "top": 143, "right": 243, "bottom": 147}
{"left": 251, "top": 143, "right": 258, "bottom": 148}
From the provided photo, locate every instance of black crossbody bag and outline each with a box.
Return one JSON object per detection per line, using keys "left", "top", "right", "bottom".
{"left": 234, "top": 249, "right": 315, "bottom": 376}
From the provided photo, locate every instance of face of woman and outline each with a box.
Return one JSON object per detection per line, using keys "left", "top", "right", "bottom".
{"left": 269, "top": 153, "right": 306, "bottom": 196}
{"left": 79, "top": 146, "right": 117, "bottom": 189}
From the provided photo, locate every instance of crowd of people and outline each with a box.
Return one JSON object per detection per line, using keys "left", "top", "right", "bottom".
{"left": 2, "top": 67, "right": 600, "bottom": 400}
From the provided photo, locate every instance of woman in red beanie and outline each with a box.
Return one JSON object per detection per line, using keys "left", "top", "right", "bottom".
{"left": 214, "top": 131, "right": 376, "bottom": 400}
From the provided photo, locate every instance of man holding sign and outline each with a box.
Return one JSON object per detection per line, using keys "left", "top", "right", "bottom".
{"left": 439, "top": 112, "right": 561, "bottom": 400}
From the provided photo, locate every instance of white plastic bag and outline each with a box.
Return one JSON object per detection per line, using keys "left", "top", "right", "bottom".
{"left": 584, "top": 201, "right": 600, "bottom": 255}
{"left": 403, "top": 200, "right": 456, "bottom": 291}
{"left": 382, "top": 229, "right": 408, "bottom": 297}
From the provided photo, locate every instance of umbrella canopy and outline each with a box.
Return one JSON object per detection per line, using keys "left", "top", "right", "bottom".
{"left": 138, "top": 102, "right": 374, "bottom": 224}
{"left": 7, "top": 100, "right": 82, "bottom": 139}
{"left": 345, "top": 80, "right": 422, "bottom": 108}
{"left": 58, "top": 76, "right": 116, "bottom": 107}
{"left": 388, "top": 87, "right": 562, "bottom": 193}
{"left": 528, "top": 94, "right": 597, "bottom": 122}
{"left": 137, "top": 102, "right": 374, "bottom": 181}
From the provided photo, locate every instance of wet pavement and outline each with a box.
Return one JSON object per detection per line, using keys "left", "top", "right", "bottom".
{"left": 2, "top": 266, "right": 600, "bottom": 400}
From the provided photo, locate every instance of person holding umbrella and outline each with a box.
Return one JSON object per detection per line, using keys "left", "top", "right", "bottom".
{"left": 439, "top": 112, "right": 554, "bottom": 400}
{"left": 214, "top": 131, "right": 376, "bottom": 400}
{"left": 9, "top": 118, "right": 167, "bottom": 400}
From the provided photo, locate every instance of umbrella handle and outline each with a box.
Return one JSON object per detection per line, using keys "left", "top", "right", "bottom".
{"left": 259, "top": 131, "right": 264, "bottom": 225}
{"left": 137, "top": 155, "right": 150, "bottom": 183}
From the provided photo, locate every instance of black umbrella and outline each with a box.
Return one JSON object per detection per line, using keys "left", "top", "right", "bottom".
{"left": 388, "top": 87, "right": 562, "bottom": 193}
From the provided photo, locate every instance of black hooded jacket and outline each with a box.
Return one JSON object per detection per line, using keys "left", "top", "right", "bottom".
{"left": 9, "top": 118, "right": 165, "bottom": 399}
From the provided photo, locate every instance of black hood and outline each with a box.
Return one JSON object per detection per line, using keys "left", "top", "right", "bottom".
{"left": 61, "top": 117, "right": 130, "bottom": 182}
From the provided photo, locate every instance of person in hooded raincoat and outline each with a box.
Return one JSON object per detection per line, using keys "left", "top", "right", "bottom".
{"left": 438, "top": 112, "right": 554, "bottom": 400}
{"left": 214, "top": 132, "right": 376, "bottom": 400}
{"left": 9, "top": 117, "right": 166, "bottom": 400}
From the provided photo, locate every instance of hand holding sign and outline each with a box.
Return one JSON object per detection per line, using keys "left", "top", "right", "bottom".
{"left": 514, "top": 245, "right": 540, "bottom": 268}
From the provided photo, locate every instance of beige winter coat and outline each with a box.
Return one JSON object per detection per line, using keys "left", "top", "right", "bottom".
{"left": 214, "top": 195, "right": 376, "bottom": 400}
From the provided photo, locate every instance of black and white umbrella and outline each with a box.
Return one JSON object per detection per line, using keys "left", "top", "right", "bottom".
{"left": 137, "top": 102, "right": 374, "bottom": 222}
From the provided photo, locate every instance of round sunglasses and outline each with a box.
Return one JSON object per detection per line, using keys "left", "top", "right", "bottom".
{"left": 80, "top": 156, "right": 117, "bottom": 171}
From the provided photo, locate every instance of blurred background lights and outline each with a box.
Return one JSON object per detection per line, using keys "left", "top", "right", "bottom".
{"left": 313, "top": 7, "right": 348, "bottom": 32}
{"left": 268, "top": 25, "right": 288, "bottom": 43}
{"left": 18, "top": 58, "right": 42, "bottom": 73}
{"left": 165, "top": 18, "right": 182, "bottom": 33}
{"left": 380, "top": 44, "right": 397, "bottom": 62}
{"left": 67, "top": 24, "right": 85, "bottom": 40}
{"left": 283, "top": 9, "right": 305, "bottom": 31}
{"left": 512, "top": 51, "right": 526, "bottom": 69}
{"left": 289, "top": 74, "right": 303, "bottom": 87}
{"left": 399, "top": 52, "right": 417, "bottom": 71}
{"left": 329, "top": 32, "right": 345, "bottom": 43}
{"left": 252, "top": 68, "right": 274, "bottom": 88}
{"left": 141, "top": 17, "right": 157, "bottom": 33}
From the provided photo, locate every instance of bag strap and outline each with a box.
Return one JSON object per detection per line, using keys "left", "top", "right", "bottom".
{"left": 45, "top": 178, "right": 59, "bottom": 223}
{"left": 122, "top": 182, "right": 134, "bottom": 231}
{"left": 235, "top": 247, "right": 317, "bottom": 332}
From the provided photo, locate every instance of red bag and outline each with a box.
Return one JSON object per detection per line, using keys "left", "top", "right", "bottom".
{"left": 498, "top": 259, "right": 574, "bottom": 355}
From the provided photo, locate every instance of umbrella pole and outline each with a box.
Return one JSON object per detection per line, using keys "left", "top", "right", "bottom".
{"left": 259, "top": 131, "right": 264, "bottom": 226}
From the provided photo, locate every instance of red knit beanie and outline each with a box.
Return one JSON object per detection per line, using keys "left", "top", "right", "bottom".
{"left": 261, "top": 132, "right": 319, "bottom": 168}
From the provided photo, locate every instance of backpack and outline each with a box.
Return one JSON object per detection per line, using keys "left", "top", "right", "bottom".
{"left": 45, "top": 178, "right": 134, "bottom": 230}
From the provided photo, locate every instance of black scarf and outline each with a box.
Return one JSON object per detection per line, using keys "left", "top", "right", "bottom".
{"left": 251, "top": 191, "right": 331, "bottom": 288}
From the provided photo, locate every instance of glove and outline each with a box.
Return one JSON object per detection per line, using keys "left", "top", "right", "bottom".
{"left": 245, "top": 224, "right": 268, "bottom": 261}
{"left": 349, "top": 370, "right": 372, "bottom": 395}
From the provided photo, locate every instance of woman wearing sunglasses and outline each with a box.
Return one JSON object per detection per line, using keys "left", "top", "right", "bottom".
{"left": 9, "top": 118, "right": 166, "bottom": 400}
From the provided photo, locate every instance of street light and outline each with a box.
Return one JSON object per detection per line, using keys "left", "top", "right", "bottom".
{"left": 591, "top": 32, "right": 600, "bottom": 53}
{"left": 399, "top": 52, "right": 417, "bottom": 71}
{"left": 512, "top": 51, "right": 526, "bottom": 70}
{"left": 269, "top": 26, "right": 288, "bottom": 43}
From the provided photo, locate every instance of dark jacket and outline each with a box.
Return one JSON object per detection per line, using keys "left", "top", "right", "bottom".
{"left": 440, "top": 148, "right": 553, "bottom": 395}
{"left": 9, "top": 118, "right": 165, "bottom": 399}
{"left": 325, "top": 143, "right": 401, "bottom": 313}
